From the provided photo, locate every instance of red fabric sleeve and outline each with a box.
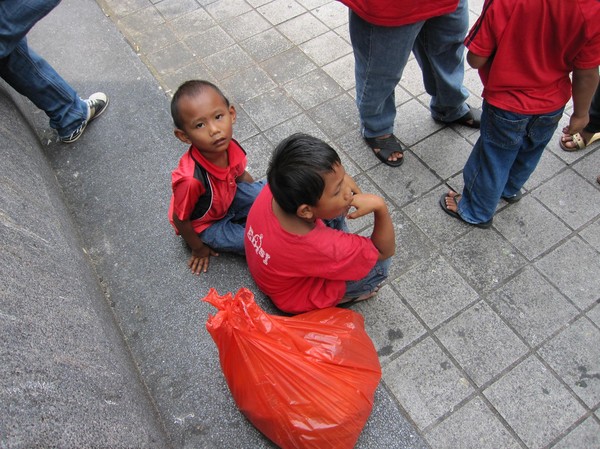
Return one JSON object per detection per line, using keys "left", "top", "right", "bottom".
{"left": 171, "top": 176, "right": 205, "bottom": 222}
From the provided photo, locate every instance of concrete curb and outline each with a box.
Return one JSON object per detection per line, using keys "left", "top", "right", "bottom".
{"left": 0, "top": 82, "right": 169, "bottom": 448}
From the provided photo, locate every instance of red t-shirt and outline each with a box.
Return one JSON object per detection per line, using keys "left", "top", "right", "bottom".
{"left": 337, "top": 0, "right": 459, "bottom": 27}
{"left": 169, "top": 140, "right": 246, "bottom": 234}
{"left": 244, "top": 186, "right": 379, "bottom": 314}
{"left": 465, "top": 0, "right": 600, "bottom": 114}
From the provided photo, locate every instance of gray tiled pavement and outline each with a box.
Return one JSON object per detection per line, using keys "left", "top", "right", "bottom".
{"left": 99, "top": 0, "right": 600, "bottom": 447}
{"left": 6, "top": 0, "right": 599, "bottom": 447}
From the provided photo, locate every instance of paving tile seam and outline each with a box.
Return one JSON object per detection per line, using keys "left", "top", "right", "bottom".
{"left": 386, "top": 267, "right": 598, "bottom": 375}
{"left": 124, "top": 9, "right": 349, "bottom": 79}
{"left": 546, "top": 412, "right": 600, "bottom": 449}
{"left": 377, "top": 381, "right": 426, "bottom": 439}
{"left": 529, "top": 162, "right": 600, "bottom": 218}
{"left": 410, "top": 344, "right": 597, "bottom": 449}
{"left": 419, "top": 390, "right": 529, "bottom": 449}
{"left": 531, "top": 351, "right": 600, "bottom": 413}
{"left": 381, "top": 279, "right": 599, "bottom": 440}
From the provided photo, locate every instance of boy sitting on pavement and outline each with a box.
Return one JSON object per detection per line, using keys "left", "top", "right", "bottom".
{"left": 169, "top": 80, "right": 265, "bottom": 274}
{"left": 244, "top": 133, "right": 395, "bottom": 314}
{"left": 440, "top": 0, "right": 600, "bottom": 228}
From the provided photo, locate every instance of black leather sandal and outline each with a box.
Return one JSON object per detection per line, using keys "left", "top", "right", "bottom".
{"left": 364, "top": 134, "right": 405, "bottom": 167}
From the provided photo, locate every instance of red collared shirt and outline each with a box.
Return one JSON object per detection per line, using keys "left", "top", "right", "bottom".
{"left": 169, "top": 140, "right": 246, "bottom": 234}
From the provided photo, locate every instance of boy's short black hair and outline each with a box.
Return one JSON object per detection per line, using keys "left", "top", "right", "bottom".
{"left": 268, "top": 133, "right": 341, "bottom": 214}
{"left": 170, "top": 80, "right": 230, "bottom": 129}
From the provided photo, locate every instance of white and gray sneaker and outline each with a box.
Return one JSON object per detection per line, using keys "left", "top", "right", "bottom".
{"left": 60, "top": 92, "right": 109, "bottom": 143}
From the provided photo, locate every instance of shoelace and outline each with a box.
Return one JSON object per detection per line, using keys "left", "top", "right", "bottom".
{"left": 63, "top": 121, "right": 87, "bottom": 141}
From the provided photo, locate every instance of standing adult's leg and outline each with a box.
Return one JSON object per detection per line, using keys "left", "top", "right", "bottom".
{"left": 413, "top": 0, "right": 470, "bottom": 122}
{"left": 0, "top": 38, "right": 87, "bottom": 138}
{"left": 349, "top": 11, "right": 422, "bottom": 138}
{"left": 0, "top": 0, "right": 61, "bottom": 56}
{"left": 0, "top": 0, "right": 90, "bottom": 139}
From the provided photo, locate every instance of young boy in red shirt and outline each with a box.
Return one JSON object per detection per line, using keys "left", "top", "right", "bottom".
{"left": 169, "top": 80, "right": 264, "bottom": 274}
{"left": 244, "top": 133, "right": 395, "bottom": 314}
{"left": 440, "top": 0, "right": 600, "bottom": 227}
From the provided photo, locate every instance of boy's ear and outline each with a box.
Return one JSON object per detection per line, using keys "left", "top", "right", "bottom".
{"left": 296, "top": 204, "right": 315, "bottom": 220}
{"left": 174, "top": 128, "right": 191, "bottom": 144}
{"left": 229, "top": 104, "right": 237, "bottom": 124}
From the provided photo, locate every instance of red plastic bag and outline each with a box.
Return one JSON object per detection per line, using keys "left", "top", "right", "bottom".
{"left": 203, "top": 288, "right": 381, "bottom": 449}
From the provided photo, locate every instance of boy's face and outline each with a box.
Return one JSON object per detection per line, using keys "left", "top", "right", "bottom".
{"left": 174, "top": 88, "right": 236, "bottom": 156}
{"left": 310, "top": 163, "right": 354, "bottom": 220}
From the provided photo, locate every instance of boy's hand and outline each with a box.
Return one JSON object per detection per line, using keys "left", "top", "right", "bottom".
{"left": 188, "top": 246, "right": 219, "bottom": 275}
{"left": 347, "top": 193, "right": 386, "bottom": 219}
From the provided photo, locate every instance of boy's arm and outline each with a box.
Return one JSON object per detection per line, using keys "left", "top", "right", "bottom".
{"left": 236, "top": 170, "right": 254, "bottom": 183}
{"left": 347, "top": 193, "right": 395, "bottom": 260}
{"left": 565, "top": 67, "right": 599, "bottom": 135}
{"left": 172, "top": 212, "right": 218, "bottom": 274}
{"left": 466, "top": 50, "right": 489, "bottom": 69}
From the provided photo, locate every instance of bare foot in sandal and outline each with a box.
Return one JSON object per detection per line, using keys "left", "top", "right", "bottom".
{"left": 560, "top": 129, "right": 600, "bottom": 151}
{"left": 373, "top": 134, "right": 403, "bottom": 163}
{"left": 364, "top": 134, "right": 405, "bottom": 167}
{"left": 439, "top": 191, "right": 493, "bottom": 229}
{"left": 443, "top": 191, "right": 461, "bottom": 213}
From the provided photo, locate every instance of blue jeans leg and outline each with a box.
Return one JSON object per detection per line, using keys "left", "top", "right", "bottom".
{"left": 0, "top": 39, "right": 87, "bottom": 138}
{"left": 413, "top": 0, "right": 469, "bottom": 122}
{"left": 0, "top": 0, "right": 61, "bottom": 55}
{"left": 459, "top": 102, "right": 563, "bottom": 223}
{"left": 344, "top": 258, "right": 391, "bottom": 299}
{"left": 199, "top": 180, "right": 266, "bottom": 254}
{"left": 228, "top": 179, "right": 266, "bottom": 219}
{"left": 349, "top": 10, "right": 422, "bottom": 138}
{"left": 0, "top": 0, "right": 87, "bottom": 138}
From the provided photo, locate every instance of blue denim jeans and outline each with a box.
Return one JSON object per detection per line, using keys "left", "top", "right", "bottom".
{"left": 349, "top": 0, "right": 469, "bottom": 138}
{"left": 458, "top": 102, "right": 564, "bottom": 224}
{"left": 344, "top": 258, "right": 391, "bottom": 299}
{"left": 0, "top": 0, "right": 88, "bottom": 139}
{"left": 200, "top": 180, "right": 266, "bottom": 255}
{"left": 323, "top": 215, "right": 390, "bottom": 298}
